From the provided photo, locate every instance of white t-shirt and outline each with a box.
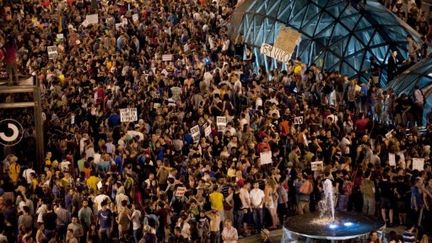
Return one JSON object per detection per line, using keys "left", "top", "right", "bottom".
{"left": 131, "top": 209, "right": 142, "bottom": 230}
{"left": 94, "top": 194, "right": 111, "bottom": 211}
{"left": 249, "top": 188, "right": 265, "bottom": 208}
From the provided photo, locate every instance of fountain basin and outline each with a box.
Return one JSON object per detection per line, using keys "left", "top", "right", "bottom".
{"left": 283, "top": 211, "right": 385, "bottom": 242}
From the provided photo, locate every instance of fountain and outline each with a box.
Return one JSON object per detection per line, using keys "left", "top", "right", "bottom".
{"left": 282, "top": 176, "right": 385, "bottom": 242}
{"left": 319, "top": 177, "right": 335, "bottom": 221}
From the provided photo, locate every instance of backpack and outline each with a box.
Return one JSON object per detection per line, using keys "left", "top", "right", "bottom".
{"left": 299, "top": 180, "right": 313, "bottom": 195}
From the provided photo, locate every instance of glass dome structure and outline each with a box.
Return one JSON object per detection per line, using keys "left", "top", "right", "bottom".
{"left": 230, "top": 0, "right": 423, "bottom": 85}
{"left": 386, "top": 58, "right": 432, "bottom": 123}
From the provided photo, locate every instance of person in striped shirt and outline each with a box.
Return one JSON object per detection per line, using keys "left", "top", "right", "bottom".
{"left": 402, "top": 224, "right": 416, "bottom": 243}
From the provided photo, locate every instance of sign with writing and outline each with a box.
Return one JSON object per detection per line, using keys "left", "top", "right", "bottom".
{"left": 311, "top": 161, "right": 324, "bottom": 171}
{"left": 175, "top": 186, "right": 187, "bottom": 197}
{"left": 0, "top": 119, "right": 24, "bottom": 146}
{"left": 273, "top": 26, "right": 301, "bottom": 54}
{"left": 86, "top": 14, "right": 98, "bottom": 25}
{"left": 294, "top": 116, "right": 303, "bottom": 125}
{"left": 216, "top": 116, "right": 227, "bottom": 132}
{"left": 260, "top": 151, "right": 272, "bottom": 165}
{"left": 388, "top": 153, "right": 396, "bottom": 166}
{"left": 162, "top": 54, "right": 173, "bottom": 61}
{"left": 412, "top": 158, "right": 425, "bottom": 171}
{"left": 260, "top": 43, "right": 291, "bottom": 63}
{"left": 204, "top": 123, "right": 212, "bottom": 137}
{"left": 56, "top": 34, "right": 64, "bottom": 40}
{"left": 47, "top": 46, "right": 58, "bottom": 59}
{"left": 120, "top": 108, "right": 138, "bottom": 123}
{"left": 190, "top": 125, "right": 200, "bottom": 143}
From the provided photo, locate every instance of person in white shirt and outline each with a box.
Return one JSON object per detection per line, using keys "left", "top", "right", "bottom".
{"left": 249, "top": 182, "right": 265, "bottom": 232}
{"left": 129, "top": 204, "right": 142, "bottom": 243}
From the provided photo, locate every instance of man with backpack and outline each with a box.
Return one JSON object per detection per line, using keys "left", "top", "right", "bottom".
{"left": 295, "top": 173, "right": 313, "bottom": 215}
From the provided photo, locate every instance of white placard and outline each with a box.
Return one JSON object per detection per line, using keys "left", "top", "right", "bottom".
{"left": 190, "top": 125, "right": 200, "bottom": 143}
{"left": 216, "top": 116, "right": 227, "bottom": 132}
{"left": 389, "top": 153, "right": 396, "bottom": 166}
{"left": 120, "top": 108, "right": 138, "bottom": 123}
{"left": 56, "top": 34, "right": 64, "bottom": 40}
{"left": 132, "top": 13, "right": 139, "bottom": 23}
{"left": 260, "top": 43, "right": 291, "bottom": 63}
{"left": 175, "top": 186, "right": 187, "bottom": 197}
{"left": 47, "top": 46, "right": 58, "bottom": 59}
{"left": 260, "top": 151, "right": 272, "bottom": 165}
{"left": 162, "top": 54, "right": 173, "bottom": 61}
{"left": 204, "top": 124, "right": 212, "bottom": 137}
{"left": 97, "top": 181, "right": 103, "bottom": 190}
{"left": 85, "top": 14, "right": 98, "bottom": 25}
{"left": 412, "top": 158, "right": 425, "bottom": 171}
{"left": 311, "top": 161, "right": 324, "bottom": 171}
{"left": 294, "top": 116, "right": 303, "bottom": 125}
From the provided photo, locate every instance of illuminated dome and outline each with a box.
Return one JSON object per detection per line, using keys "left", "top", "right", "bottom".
{"left": 230, "top": 0, "right": 423, "bottom": 85}
{"left": 386, "top": 57, "right": 432, "bottom": 123}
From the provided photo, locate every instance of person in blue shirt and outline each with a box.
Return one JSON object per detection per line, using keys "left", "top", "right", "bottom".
{"left": 410, "top": 177, "right": 423, "bottom": 227}
{"left": 97, "top": 200, "right": 112, "bottom": 241}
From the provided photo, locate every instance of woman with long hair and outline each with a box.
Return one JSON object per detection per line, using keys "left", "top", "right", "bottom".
{"left": 264, "top": 177, "right": 279, "bottom": 229}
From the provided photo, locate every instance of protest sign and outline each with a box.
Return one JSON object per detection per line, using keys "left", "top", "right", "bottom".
{"left": 412, "top": 158, "right": 425, "bottom": 171}
{"left": 120, "top": 108, "right": 138, "bottom": 122}
{"left": 388, "top": 153, "right": 396, "bottom": 166}
{"left": 190, "top": 125, "right": 200, "bottom": 143}
{"left": 86, "top": 14, "right": 98, "bottom": 25}
{"left": 204, "top": 123, "right": 212, "bottom": 137}
{"left": 47, "top": 46, "right": 58, "bottom": 59}
{"left": 175, "top": 187, "right": 187, "bottom": 197}
{"left": 162, "top": 54, "right": 173, "bottom": 61}
{"left": 260, "top": 151, "right": 272, "bottom": 165}
{"left": 294, "top": 116, "right": 303, "bottom": 125}
{"left": 216, "top": 116, "right": 227, "bottom": 132}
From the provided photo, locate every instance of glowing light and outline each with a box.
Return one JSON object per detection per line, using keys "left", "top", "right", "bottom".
{"left": 329, "top": 224, "right": 338, "bottom": 229}
{"left": 344, "top": 222, "right": 353, "bottom": 227}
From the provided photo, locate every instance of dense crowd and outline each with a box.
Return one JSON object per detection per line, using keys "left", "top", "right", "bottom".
{"left": 0, "top": 0, "right": 432, "bottom": 243}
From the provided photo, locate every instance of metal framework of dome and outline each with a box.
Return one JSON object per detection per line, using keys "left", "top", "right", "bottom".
{"left": 386, "top": 57, "right": 432, "bottom": 122}
{"left": 230, "top": 0, "right": 422, "bottom": 85}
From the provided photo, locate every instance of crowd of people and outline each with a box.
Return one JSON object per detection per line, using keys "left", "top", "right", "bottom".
{"left": 0, "top": 0, "right": 432, "bottom": 243}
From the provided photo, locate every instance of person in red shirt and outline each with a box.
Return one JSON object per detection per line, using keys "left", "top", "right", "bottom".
{"left": 355, "top": 113, "right": 369, "bottom": 134}
{"left": 3, "top": 38, "right": 18, "bottom": 85}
